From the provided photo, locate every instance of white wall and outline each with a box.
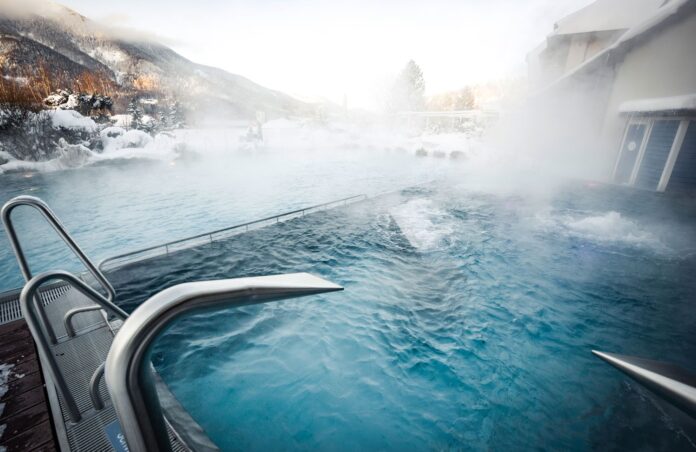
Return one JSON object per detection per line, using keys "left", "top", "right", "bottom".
{"left": 600, "top": 12, "right": 696, "bottom": 174}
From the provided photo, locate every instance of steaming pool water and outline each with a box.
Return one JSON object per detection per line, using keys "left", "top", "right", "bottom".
{"left": 2, "top": 153, "right": 696, "bottom": 451}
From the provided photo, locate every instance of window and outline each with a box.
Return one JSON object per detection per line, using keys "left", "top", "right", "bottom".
{"left": 614, "top": 120, "right": 648, "bottom": 184}
{"left": 634, "top": 119, "right": 680, "bottom": 190}
{"left": 666, "top": 121, "right": 696, "bottom": 192}
{"left": 614, "top": 117, "right": 693, "bottom": 192}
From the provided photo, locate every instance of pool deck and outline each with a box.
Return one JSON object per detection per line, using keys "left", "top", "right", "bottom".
{"left": 0, "top": 319, "right": 57, "bottom": 451}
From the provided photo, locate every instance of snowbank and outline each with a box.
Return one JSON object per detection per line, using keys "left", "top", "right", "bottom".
{"left": 91, "top": 132, "right": 179, "bottom": 163}
{"left": 100, "top": 127, "right": 153, "bottom": 152}
{"left": 48, "top": 109, "right": 97, "bottom": 132}
{"left": 2, "top": 116, "right": 482, "bottom": 174}
{"left": 110, "top": 114, "right": 131, "bottom": 128}
{"left": 0, "top": 140, "right": 94, "bottom": 173}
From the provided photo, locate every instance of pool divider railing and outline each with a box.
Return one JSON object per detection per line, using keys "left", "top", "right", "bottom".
{"left": 97, "top": 194, "right": 369, "bottom": 272}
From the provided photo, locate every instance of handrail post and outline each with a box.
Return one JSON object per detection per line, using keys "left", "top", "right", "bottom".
{"left": 20, "top": 274, "right": 83, "bottom": 422}
{"left": 106, "top": 273, "right": 342, "bottom": 452}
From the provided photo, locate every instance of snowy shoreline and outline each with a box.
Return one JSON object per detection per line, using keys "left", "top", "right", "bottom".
{"left": 0, "top": 115, "right": 482, "bottom": 175}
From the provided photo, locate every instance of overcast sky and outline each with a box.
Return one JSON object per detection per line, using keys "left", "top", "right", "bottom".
{"left": 59, "top": 0, "right": 592, "bottom": 108}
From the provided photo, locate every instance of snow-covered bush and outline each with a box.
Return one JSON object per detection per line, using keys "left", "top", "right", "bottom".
{"left": 48, "top": 109, "right": 98, "bottom": 132}
{"left": 0, "top": 105, "right": 96, "bottom": 161}
{"left": 0, "top": 107, "right": 60, "bottom": 161}
{"left": 43, "top": 89, "right": 113, "bottom": 117}
{"left": 100, "top": 127, "right": 153, "bottom": 152}
{"left": 55, "top": 138, "right": 93, "bottom": 168}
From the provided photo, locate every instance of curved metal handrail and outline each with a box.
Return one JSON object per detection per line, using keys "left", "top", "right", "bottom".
{"left": 1, "top": 195, "right": 116, "bottom": 302}
{"left": 64, "top": 305, "right": 109, "bottom": 338}
{"left": 90, "top": 362, "right": 107, "bottom": 411}
{"left": 20, "top": 270, "right": 128, "bottom": 422}
{"left": 26, "top": 270, "right": 127, "bottom": 345}
{"left": 105, "top": 273, "right": 343, "bottom": 452}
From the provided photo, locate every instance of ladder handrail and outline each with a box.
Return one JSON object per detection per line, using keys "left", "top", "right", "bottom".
{"left": 20, "top": 270, "right": 128, "bottom": 422}
{"left": 105, "top": 273, "right": 343, "bottom": 452}
{"left": 1, "top": 195, "right": 116, "bottom": 302}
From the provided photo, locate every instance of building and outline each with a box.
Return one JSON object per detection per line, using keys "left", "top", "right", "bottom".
{"left": 527, "top": 0, "right": 696, "bottom": 192}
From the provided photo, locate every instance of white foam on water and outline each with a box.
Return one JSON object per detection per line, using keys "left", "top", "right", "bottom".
{"left": 538, "top": 210, "right": 665, "bottom": 250}
{"left": 390, "top": 198, "right": 455, "bottom": 251}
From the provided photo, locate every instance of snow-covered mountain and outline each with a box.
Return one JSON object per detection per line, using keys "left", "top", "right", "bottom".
{"left": 0, "top": 0, "right": 308, "bottom": 119}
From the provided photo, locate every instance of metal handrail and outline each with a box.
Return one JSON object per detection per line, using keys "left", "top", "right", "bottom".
{"left": 90, "top": 362, "right": 107, "bottom": 411}
{"left": 20, "top": 270, "right": 128, "bottom": 422}
{"left": 1, "top": 195, "right": 116, "bottom": 302}
{"left": 64, "top": 305, "right": 109, "bottom": 338}
{"left": 593, "top": 350, "right": 696, "bottom": 417}
{"left": 105, "top": 273, "right": 343, "bottom": 452}
{"left": 26, "top": 270, "right": 126, "bottom": 345}
{"left": 98, "top": 194, "right": 367, "bottom": 272}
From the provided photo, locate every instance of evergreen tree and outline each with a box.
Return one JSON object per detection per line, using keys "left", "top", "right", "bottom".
{"left": 167, "top": 100, "right": 185, "bottom": 130}
{"left": 387, "top": 60, "right": 425, "bottom": 112}
{"left": 127, "top": 100, "right": 143, "bottom": 130}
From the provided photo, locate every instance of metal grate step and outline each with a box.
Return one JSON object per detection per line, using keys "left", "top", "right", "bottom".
{"left": 0, "top": 283, "right": 71, "bottom": 325}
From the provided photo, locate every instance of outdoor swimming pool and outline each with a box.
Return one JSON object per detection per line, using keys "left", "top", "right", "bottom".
{"left": 105, "top": 183, "right": 696, "bottom": 451}
{"left": 0, "top": 150, "right": 451, "bottom": 291}
{"left": 2, "top": 153, "right": 696, "bottom": 450}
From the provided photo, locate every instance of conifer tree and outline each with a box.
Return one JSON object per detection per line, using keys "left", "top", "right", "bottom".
{"left": 387, "top": 60, "right": 426, "bottom": 112}
{"left": 127, "top": 100, "right": 143, "bottom": 130}
{"left": 167, "top": 100, "right": 185, "bottom": 130}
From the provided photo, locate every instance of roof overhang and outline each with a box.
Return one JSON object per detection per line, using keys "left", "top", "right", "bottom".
{"left": 530, "top": 0, "right": 696, "bottom": 97}
{"left": 619, "top": 94, "right": 696, "bottom": 115}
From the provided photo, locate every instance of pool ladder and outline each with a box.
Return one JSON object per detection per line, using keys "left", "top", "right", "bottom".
{"left": 2, "top": 196, "right": 125, "bottom": 422}
{"left": 2, "top": 195, "right": 343, "bottom": 451}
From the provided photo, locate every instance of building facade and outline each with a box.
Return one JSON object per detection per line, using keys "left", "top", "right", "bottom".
{"left": 527, "top": 0, "right": 696, "bottom": 192}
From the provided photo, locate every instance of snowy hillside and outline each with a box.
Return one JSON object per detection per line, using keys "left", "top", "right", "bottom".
{"left": 0, "top": 0, "right": 308, "bottom": 118}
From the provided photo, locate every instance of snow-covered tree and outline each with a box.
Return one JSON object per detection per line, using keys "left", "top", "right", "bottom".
{"left": 167, "top": 100, "right": 185, "bottom": 130}
{"left": 127, "top": 100, "right": 143, "bottom": 130}
{"left": 387, "top": 60, "right": 425, "bottom": 113}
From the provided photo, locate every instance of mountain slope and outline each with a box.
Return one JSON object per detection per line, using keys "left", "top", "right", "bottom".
{"left": 0, "top": 0, "right": 308, "bottom": 119}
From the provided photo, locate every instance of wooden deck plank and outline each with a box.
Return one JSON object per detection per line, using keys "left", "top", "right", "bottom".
{"left": 0, "top": 387, "right": 45, "bottom": 422}
{"left": 0, "top": 338, "right": 35, "bottom": 363}
{"left": 0, "top": 320, "right": 30, "bottom": 336}
{"left": 3, "top": 371, "right": 43, "bottom": 401}
{"left": 1, "top": 419, "right": 56, "bottom": 452}
{"left": 1, "top": 399, "right": 51, "bottom": 441}
{"left": 0, "top": 320, "right": 57, "bottom": 451}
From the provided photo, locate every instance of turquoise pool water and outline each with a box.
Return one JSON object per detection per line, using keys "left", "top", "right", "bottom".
{"left": 3, "top": 151, "right": 696, "bottom": 450}
{"left": 106, "top": 183, "right": 696, "bottom": 451}
{"left": 0, "top": 151, "right": 448, "bottom": 291}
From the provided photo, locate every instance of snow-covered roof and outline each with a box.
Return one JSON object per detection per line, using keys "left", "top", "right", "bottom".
{"left": 552, "top": 0, "right": 667, "bottom": 36}
{"left": 619, "top": 94, "right": 696, "bottom": 113}
{"left": 536, "top": 0, "right": 695, "bottom": 93}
